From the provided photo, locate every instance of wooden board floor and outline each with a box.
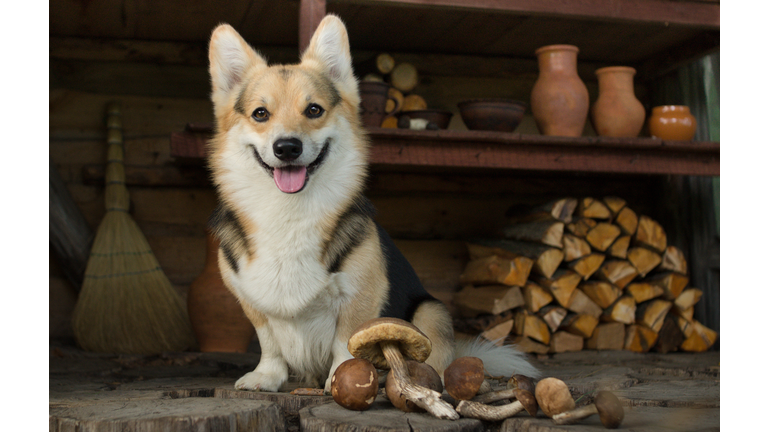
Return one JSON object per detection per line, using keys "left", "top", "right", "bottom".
{"left": 49, "top": 339, "right": 719, "bottom": 431}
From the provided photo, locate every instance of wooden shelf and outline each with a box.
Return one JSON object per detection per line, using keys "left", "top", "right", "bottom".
{"left": 170, "top": 126, "right": 719, "bottom": 176}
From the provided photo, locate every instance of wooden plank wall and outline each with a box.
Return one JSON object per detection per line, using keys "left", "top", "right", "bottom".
{"left": 49, "top": 37, "right": 662, "bottom": 337}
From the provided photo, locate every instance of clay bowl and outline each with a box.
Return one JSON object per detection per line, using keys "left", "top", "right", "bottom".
{"left": 399, "top": 109, "right": 453, "bottom": 129}
{"left": 458, "top": 99, "right": 527, "bottom": 132}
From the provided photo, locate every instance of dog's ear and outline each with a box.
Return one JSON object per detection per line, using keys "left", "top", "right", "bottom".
{"left": 301, "top": 15, "right": 356, "bottom": 92}
{"left": 209, "top": 24, "right": 267, "bottom": 107}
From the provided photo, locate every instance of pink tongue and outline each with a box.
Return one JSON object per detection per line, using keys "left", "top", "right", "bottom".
{"left": 274, "top": 166, "right": 308, "bottom": 193}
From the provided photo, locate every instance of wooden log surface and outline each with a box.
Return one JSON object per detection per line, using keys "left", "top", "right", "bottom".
{"left": 452, "top": 285, "right": 524, "bottom": 318}
{"left": 503, "top": 220, "right": 564, "bottom": 248}
{"left": 468, "top": 240, "right": 563, "bottom": 279}
{"left": 586, "top": 322, "right": 626, "bottom": 351}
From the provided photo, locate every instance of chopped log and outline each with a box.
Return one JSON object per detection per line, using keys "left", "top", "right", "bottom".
{"left": 401, "top": 93, "right": 427, "bottom": 111}
{"left": 549, "top": 331, "right": 584, "bottom": 353}
{"left": 481, "top": 319, "right": 515, "bottom": 346}
{"left": 468, "top": 240, "right": 563, "bottom": 279}
{"left": 601, "top": 296, "right": 637, "bottom": 325}
{"left": 595, "top": 260, "right": 639, "bottom": 289}
{"left": 452, "top": 285, "right": 525, "bottom": 318}
{"left": 511, "top": 336, "right": 550, "bottom": 354}
{"left": 627, "top": 246, "right": 662, "bottom": 277}
{"left": 602, "top": 196, "right": 627, "bottom": 215}
{"left": 659, "top": 245, "right": 688, "bottom": 274}
{"left": 626, "top": 282, "right": 665, "bottom": 303}
{"left": 453, "top": 310, "right": 514, "bottom": 334}
{"left": 562, "top": 234, "right": 592, "bottom": 262}
{"left": 615, "top": 206, "right": 638, "bottom": 235}
{"left": 679, "top": 330, "right": 709, "bottom": 352}
{"left": 534, "top": 269, "right": 582, "bottom": 307}
{"left": 459, "top": 255, "right": 533, "bottom": 287}
{"left": 636, "top": 299, "right": 673, "bottom": 332}
{"left": 585, "top": 222, "right": 622, "bottom": 252}
{"left": 607, "top": 235, "right": 631, "bottom": 259}
{"left": 585, "top": 322, "right": 625, "bottom": 350}
{"left": 577, "top": 197, "right": 611, "bottom": 219}
{"left": 386, "top": 87, "right": 404, "bottom": 115}
{"left": 376, "top": 53, "right": 395, "bottom": 74}
{"left": 506, "top": 198, "right": 578, "bottom": 224}
{"left": 567, "top": 253, "right": 606, "bottom": 280}
{"left": 580, "top": 281, "right": 622, "bottom": 309}
{"left": 538, "top": 305, "right": 568, "bottom": 333}
{"left": 653, "top": 315, "right": 685, "bottom": 353}
{"left": 624, "top": 325, "right": 659, "bottom": 353}
{"left": 567, "top": 218, "right": 597, "bottom": 238}
{"left": 522, "top": 281, "right": 553, "bottom": 313}
{"left": 565, "top": 288, "right": 603, "bottom": 318}
{"left": 560, "top": 313, "right": 599, "bottom": 338}
{"left": 647, "top": 272, "right": 689, "bottom": 300}
{"left": 634, "top": 215, "right": 667, "bottom": 253}
{"left": 503, "top": 220, "right": 564, "bottom": 248}
{"left": 678, "top": 319, "right": 718, "bottom": 352}
{"left": 673, "top": 305, "right": 695, "bottom": 321}
{"left": 390, "top": 62, "right": 419, "bottom": 92}
{"left": 674, "top": 288, "right": 703, "bottom": 310}
{"left": 513, "top": 310, "right": 551, "bottom": 345}
{"left": 675, "top": 315, "right": 694, "bottom": 338}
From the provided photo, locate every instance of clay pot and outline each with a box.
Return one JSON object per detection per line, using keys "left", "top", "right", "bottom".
{"left": 458, "top": 99, "right": 527, "bottom": 132}
{"left": 648, "top": 105, "right": 697, "bottom": 140}
{"left": 187, "top": 230, "right": 255, "bottom": 352}
{"left": 358, "top": 81, "right": 400, "bottom": 128}
{"left": 591, "top": 66, "right": 646, "bottom": 137}
{"left": 530, "top": 45, "right": 589, "bottom": 137}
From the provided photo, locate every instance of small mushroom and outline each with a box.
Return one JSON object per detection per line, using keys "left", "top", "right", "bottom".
{"left": 385, "top": 360, "right": 443, "bottom": 412}
{"left": 444, "top": 357, "right": 492, "bottom": 401}
{"left": 456, "top": 388, "right": 538, "bottom": 421}
{"left": 347, "top": 318, "right": 458, "bottom": 420}
{"left": 473, "top": 374, "right": 537, "bottom": 404}
{"left": 535, "top": 377, "right": 575, "bottom": 417}
{"left": 330, "top": 358, "right": 379, "bottom": 411}
{"left": 552, "top": 391, "right": 624, "bottom": 428}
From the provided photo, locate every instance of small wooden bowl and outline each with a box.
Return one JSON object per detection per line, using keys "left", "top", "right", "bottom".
{"left": 399, "top": 109, "right": 453, "bottom": 129}
{"left": 458, "top": 99, "right": 527, "bottom": 132}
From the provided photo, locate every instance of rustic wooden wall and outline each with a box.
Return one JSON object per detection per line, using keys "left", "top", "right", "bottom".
{"left": 49, "top": 37, "right": 665, "bottom": 337}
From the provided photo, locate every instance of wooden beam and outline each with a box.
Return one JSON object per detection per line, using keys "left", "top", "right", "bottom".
{"left": 300, "top": 0, "right": 327, "bottom": 53}
{"left": 332, "top": 0, "right": 719, "bottom": 29}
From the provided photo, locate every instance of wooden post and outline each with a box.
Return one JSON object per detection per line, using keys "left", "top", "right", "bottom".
{"left": 299, "top": 0, "right": 327, "bottom": 54}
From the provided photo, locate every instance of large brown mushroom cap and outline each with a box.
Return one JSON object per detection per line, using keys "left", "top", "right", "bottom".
{"left": 535, "top": 377, "right": 575, "bottom": 417}
{"left": 444, "top": 356, "right": 486, "bottom": 400}
{"left": 331, "top": 358, "right": 379, "bottom": 411}
{"left": 347, "top": 318, "right": 432, "bottom": 370}
{"left": 594, "top": 391, "right": 624, "bottom": 428}
{"left": 385, "top": 360, "right": 443, "bottom": 412}
{"left": 515, "top": 388, "right": 539, "bottom": 417}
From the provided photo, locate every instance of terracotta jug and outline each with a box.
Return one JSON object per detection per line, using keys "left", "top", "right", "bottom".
{"left": 648, "top": 105, "right": 697, "bottom": 140}
{"left": 358, "top": 81, "right": 400, "bottom": 128}
{"left": 591, "top": 66, "right": 646, "bottom": 137}
{"left": 530, "top": 44, "right": 589, "bottom": 137}
{"left": 187, "top": 230, "right": 255, "bottom": 352}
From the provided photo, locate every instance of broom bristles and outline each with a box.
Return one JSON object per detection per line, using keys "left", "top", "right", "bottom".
{"left": 71, "top": 102, "right": 197, "bottom": 354}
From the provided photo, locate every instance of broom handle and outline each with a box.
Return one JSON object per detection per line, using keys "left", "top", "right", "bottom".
{"left": 105, "top": 103, "right": 130, "bottom": 213}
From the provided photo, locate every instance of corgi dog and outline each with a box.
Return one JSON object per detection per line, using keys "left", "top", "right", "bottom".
{"left": 207, "top": 15, "right": 538, "bottom": 393}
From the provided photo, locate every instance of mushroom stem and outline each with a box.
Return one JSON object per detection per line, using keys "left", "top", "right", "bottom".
{"left": 552, "top": 404, "right": 598, "bottom": 425}
{"left": 456, "top": 399, "right": 525, "bottom": 421}
{"left": 472, "top": 388, "right": 518, "bottom": 404}
{"left": 381, "top": 341, "right": 459, "bottom": 420}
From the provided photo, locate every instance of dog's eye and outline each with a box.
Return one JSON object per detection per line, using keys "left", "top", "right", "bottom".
{"left": 305, "top": 103, "right": 324, "bottom": 119}
{"left": 252, "top": 107, "right": 270, "bottom": 122}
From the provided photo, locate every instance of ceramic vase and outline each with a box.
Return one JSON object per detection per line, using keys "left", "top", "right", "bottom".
{"left": 187, "top": 230, "right": 255, "bottom": 352}
{"left": 648, "top": 105, "right": 697, "bottom": 140}
{"left": 591, "top": 66, "right": 646, "bottom": 137}
{"left": 530, "top": 44, "right": 590, "bottom": 137}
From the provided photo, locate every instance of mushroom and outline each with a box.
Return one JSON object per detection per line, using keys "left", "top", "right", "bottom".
{"left": 443, "top": 357, "right": 492, "bottom": 401}
{"left": 347, "top": 318, "right": 458, "bottom": 420}
{"left": 472, "top": 374, "right": 536, "bottom": 404}
{"left": 385, "top": 359, "right": 443, "bottom": 412}
{"left": 535, "top": 377, "right": 576, "bottom": 417}
{"left": 456, "top": 388, "right": 538, "bottom": 421}
{"left": 330, "top": 358, "right": 379, "bottom": 411}
{"left": 552, "top": 391, "right": 624, "bottom": 428}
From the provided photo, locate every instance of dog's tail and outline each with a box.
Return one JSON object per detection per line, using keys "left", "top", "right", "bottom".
{"left": 454, "top": 335, "right": 541, "bottom": 378}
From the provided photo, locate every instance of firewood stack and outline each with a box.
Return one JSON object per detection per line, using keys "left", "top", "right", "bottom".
{"left": 453, "top": 197, "right": 718, "bottom": 355}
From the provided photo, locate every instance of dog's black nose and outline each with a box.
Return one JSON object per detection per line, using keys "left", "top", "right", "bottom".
{"left": 273, "top": 138, "right": 303, "bottom": 161}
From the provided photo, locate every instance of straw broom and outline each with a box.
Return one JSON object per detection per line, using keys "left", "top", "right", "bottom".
{"left": 71, "top": 102, "right": 197, "bottom": 354}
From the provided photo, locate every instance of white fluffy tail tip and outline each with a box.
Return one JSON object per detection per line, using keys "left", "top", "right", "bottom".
{"left": 455, "top": 336, "right": 541, "bottom": 379}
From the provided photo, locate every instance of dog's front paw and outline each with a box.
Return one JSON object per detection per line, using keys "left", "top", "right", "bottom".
{"left": 235, "top": 371, "right": 284, "bottom": 392}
